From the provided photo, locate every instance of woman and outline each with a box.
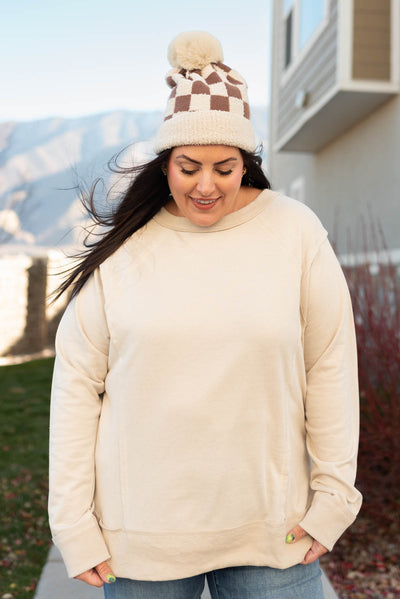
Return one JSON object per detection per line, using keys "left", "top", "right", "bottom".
{"left": 49, "top": 31, "right": 362, "bottom": 598}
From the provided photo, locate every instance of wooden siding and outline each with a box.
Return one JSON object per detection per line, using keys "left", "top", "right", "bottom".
{"left": 352, "top": 0, "right": 391, "bottom": 80}
{"left": 277, "top": 0, "right": 338, "bottom": 142}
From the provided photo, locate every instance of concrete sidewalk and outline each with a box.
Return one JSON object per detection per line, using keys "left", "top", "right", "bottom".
{"left": 34, "top": 545, "right": 339, "bottom": 598}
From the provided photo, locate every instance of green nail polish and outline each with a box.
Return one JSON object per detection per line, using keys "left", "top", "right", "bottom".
{"left": 106, "top": 574, "right": 116, "bottom": 583}
{"left": 286, "top": 533, "right": 295, "bottom": 544}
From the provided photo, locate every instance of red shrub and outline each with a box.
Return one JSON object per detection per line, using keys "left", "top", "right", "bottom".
{"left": 341, "top": 225, "right": 400, "bottom": 511}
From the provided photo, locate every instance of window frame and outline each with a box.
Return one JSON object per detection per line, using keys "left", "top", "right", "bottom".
{"left": 281, "top": 0, "right": 330, "bottom": 84}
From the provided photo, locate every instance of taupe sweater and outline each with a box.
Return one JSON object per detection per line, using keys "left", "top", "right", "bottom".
{"left": 49, "top": 190, "right": 362, "bottom": 579}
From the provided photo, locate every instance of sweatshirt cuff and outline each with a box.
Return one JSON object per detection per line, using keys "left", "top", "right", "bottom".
{"left": 299, "top": 490, "right": 362, "bottom": 551}
{"left": 52, "top": 512, "right": 111, "bottom": 578}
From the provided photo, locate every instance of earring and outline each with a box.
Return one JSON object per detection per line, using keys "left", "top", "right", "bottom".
{"left": 242, "top": 167, "right": 247, "bottom": 176}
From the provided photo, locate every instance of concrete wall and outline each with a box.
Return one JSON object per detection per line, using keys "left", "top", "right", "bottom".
{"left": 0, "top": 250, "right": 69, "bottom": 357}
{"left": 269, "top": 93, "right": 400, "bottom": 256}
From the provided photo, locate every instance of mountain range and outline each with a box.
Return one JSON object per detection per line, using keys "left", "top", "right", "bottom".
{"left": 0, "top": 108, "right": 268, "bottom": 249}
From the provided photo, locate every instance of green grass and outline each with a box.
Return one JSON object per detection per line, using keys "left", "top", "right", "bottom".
{"left": 0, "top": 358, "right": 54, "bottom": 599}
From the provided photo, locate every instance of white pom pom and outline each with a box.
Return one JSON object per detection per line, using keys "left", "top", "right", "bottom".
{"left": 168, "top": 31, "right": 223, "bottom": 70}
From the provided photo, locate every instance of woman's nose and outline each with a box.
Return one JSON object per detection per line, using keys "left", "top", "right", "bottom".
{"left": 196, "top": 171, "right": 216, "bottom": 196}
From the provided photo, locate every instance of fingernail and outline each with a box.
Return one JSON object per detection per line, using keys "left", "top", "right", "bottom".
{"left": 286, "top": 533, "right": 295, "bottom": 544}
{"left": 106, "top": 574, "right": 116, "bottom": 583}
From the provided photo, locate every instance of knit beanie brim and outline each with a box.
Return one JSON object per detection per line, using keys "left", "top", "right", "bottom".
{"left": 154, "top": 108, "right": 256, "bottom": 153}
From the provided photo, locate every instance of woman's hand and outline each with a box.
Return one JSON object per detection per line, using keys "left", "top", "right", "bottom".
{"left": 286, "top": 525, "right": 328, "bottom": 564}
{"left": 75, "top": 561, "right": 116, "bottom": 587}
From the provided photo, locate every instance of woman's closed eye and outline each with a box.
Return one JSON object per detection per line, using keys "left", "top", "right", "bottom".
{"left": 180, "top": 168, "right": 233, "bottom": 176}
{"left": 181, "top": 168, "right": 198, "bottom": 175}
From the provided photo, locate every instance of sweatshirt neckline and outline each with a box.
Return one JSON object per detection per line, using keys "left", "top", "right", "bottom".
{"left": 153, "top": 189, "right": 276, "bottom": 233}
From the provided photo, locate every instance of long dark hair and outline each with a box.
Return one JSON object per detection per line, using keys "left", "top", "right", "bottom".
{"left": 54, "top": 146, "right": 271, "bottom": 301}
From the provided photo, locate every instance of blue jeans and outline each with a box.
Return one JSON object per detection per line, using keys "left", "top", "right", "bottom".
{"left": 103, "top": 561, "right": 324, "bottom": 598}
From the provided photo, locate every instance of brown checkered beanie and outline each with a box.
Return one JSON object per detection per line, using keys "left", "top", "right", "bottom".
{"left": 154, "top": 31, "right": 256, "bottom": 153}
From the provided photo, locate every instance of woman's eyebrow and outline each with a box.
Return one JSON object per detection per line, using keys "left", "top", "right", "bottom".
{"left": 215, "top": 157, "right": 238, "bottom": 166}
{"left": 175, "top": 154, "right": 238, "bottom": 166}
{"left": 175, "top": 154, "right": 202, "bottom": 164}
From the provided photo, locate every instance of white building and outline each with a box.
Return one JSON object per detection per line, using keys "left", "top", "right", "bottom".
{"left": 269, "top": 0, "right": 400, "bottom": 259}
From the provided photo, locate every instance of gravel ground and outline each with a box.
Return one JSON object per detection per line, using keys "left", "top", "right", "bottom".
{"left": 320, "top": 494, "right": 400, "bottom": 599}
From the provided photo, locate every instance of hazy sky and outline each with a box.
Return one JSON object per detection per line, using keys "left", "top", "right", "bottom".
{"left": 1, "top": 0, "right": 272, "bottom": 123}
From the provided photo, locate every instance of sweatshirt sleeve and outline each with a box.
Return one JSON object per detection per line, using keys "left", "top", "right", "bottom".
{"left": 298, "top": 237, "right": 362, "bottom": 551}
{"left": 48, "top": 269, "right": 111, "bottom": 577}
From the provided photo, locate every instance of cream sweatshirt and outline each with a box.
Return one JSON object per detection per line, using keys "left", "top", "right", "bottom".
{"left": 49, "top": 190, "right": 362, "bottom": 580}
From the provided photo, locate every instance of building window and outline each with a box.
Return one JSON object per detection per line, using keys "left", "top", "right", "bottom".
{"left": 299, "top": 0, "right": 325, "bottom": 49}
{"left": 290, "top": 177, "right": 306, "bottom": 204}
{"left": 284, "top": 0, "right": 294, "bottom": 68}
{"left": 283, "top": 0, "right": 327, "bottom": 70}
{"left": 285, "top": 10, "right": 293, "bottom": 67}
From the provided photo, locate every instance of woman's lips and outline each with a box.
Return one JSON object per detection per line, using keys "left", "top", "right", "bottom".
{"left": 190, "top": 196, "right": 219, "bottom": 210}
